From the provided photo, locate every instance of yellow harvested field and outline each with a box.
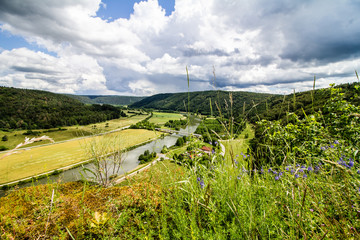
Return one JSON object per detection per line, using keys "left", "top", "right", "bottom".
{"left": 0, "top": 129, "right": 159, "bottom": 184}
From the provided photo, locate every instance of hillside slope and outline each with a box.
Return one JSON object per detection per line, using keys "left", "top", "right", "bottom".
{"left": 0, "top": 87, "right": 125, "bottom": 130}
{"left": 67, "top": 95, "right": 145, "bottom": 105}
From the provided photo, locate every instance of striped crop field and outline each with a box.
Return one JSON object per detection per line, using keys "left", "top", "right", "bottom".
{"left": 0, "top": 129, "right": 159, "bottom": 184}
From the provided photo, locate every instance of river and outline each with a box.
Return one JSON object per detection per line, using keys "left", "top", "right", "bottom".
{"left": 0, "top": 117, "right": 200, "bottom": 197}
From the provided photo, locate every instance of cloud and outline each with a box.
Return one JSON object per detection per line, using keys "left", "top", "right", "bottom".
{"left": 0, "top": 0, "right": 360, "bottom": 95}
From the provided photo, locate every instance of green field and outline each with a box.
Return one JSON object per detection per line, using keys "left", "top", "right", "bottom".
{"left": 148, "top": 112, "right": 185, "bottom": 125}
{"left": 0, "top": 129, "right": 159, "bottom": 184}
{"left": 221, "top": 123, "right": 254, "bottom": 164}
{"left": 0, "top": 114, "right": 149, "bottom": 150}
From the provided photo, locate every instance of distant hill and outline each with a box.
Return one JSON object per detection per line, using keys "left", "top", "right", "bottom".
{"left": 130, "top": 90, "right": 278, "bottom": 121}
{"left": 130, "top": 83, "right": 360, "bottom": 122}
{"left": 0, "top": 87, "right": 125, "bottom": 130}
{"left": 67, "top": 95, "right": 145, "bottom": 106}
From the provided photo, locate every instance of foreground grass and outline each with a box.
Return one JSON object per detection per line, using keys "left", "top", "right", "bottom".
{"left": 0, "top": 129, "right": 159, "bottom": 184}
{"left": 1, "top": 139, "right": 359, "bottom": 239}
{"left": 0, "top": 114, "right": 149, "bottom": 150}
{"left": 0, "top": 160, "right": 186, "bottom": 239}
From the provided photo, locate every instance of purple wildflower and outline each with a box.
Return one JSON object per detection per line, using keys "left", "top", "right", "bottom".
{"left": 330, "top": 144, "right": 335, "bottom": 148}
{"left": 295, "top": 174, "right": 299, "bottom": 179}
{"left": 279, "top": 172, "right": 283, "bottom": 176}
{"left": 321, "top": 146, "right": 326, "bottom": 151}
{"left": 299, "top": 169, "right": 304, "bottom": 173}
{"left": 200, "top": 180, "right": 205, "bottom": 189}
{"left": 303, "top": 174, "right": 307, "bottom": 178}
{"left": 275, "top": 175, "right": 280, "bottom": 180}
{"left": 310, "top": 209, "right": 314, "bottom": 212}
{"left": 308, "top": 166, "right": 313, "bottom": 172}
{"left": 357, "top": 169, "right": 360, "bottom": 174}
{"left": 214, "top": 141, "right": 218, "bottom": 145}
{"left": 334, "top": 140, "right": 339, "bottom": 144}
{"left": 291, "top": 169, "right": 295, "bottom": 174}
{"left": 348, "top": 159, "right": 354, "bottom": 168}
{"left": 237, "top": 175, "right": 241, "bottom": 180}
{"left": 268, "top": 168, "right": 272, "bottom": 173}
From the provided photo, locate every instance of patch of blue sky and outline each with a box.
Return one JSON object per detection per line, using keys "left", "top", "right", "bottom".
{"left": 0, "top": 29, "right": 57, "bottom": 57}
{"left": 96, "top": 0, "right": 175, "bottom": 22}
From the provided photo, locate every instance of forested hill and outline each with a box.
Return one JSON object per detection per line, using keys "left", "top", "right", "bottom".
{"left": 129, "top": 90, "right": 277, "bottom": 119}
{"left": 0, "top": 87, "right": 126, "bottom": 130}
{"left": 67, "top": 95, "right": 145, "bottom": 106}
{"left": 130, "top": 82, "right": 360, "bottom": 122}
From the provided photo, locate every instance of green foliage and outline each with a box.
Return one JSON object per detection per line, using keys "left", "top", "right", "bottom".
{"left": 0, "top": 87, "right": 125, "bottom": 130}
{"left": 129, "top": 119, "right": 158, "bottom": 130}
{"left": 164, "top": 119, "right": 187, "bottom": 130}
{"left": 138, "top": 150, "right": 156, "bottom": 164}
{"left": 130, "top": 90, "right": 275, "bottom": 119}
{"left": 175, "top": 137, "right": 184, "bottom": 146}
{"left": 250, "top": 83, "right": 360, "bottom": 167}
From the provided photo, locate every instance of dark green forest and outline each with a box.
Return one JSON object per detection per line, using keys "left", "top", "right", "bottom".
{"left": 130, "top": 90, "right": 276, "bottom": 121}
{"left": 130, "top": 83, "right": 360, "bottom": 123}
{"left": 0, "top": 87, "right": 126, "bottom": 130}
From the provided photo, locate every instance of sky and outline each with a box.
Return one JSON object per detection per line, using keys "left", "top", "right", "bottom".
{"left": 0, "top": 0, "right": 360, "bottom": 96}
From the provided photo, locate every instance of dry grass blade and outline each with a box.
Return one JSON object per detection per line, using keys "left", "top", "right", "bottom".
{"left": 0, "top": 135, "right": 54, "bottom": 160}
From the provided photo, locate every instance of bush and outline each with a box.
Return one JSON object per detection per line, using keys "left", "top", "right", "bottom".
{"left": 0, "top": 145, "right": 8, "bottom": 151}
{"left": 1, "top": 135, "right": 8, "bottom": 141}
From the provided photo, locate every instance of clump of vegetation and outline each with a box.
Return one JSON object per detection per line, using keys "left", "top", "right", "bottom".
{"left": 129, "top": 119, "right": 159, "bottom": 130}
{"left": 138, "top": 150, "right": 157, "bottom": 164}
{"left": 164, "top": 119, "right": 187, "bottom": 130}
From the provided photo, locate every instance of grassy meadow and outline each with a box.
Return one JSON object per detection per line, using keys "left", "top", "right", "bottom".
{"left": 0, "top": 129, "right": 159, "bottom": 184}
{"left": 148, "top": 112, "right": 184, "bottom": 125}
{"left": 0, "top": 114, "right": 149, "bottom": 150}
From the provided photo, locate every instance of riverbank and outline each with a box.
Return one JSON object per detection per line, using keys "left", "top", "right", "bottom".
{"left": 0, "top": 129, "right": 160, "bottom": 186}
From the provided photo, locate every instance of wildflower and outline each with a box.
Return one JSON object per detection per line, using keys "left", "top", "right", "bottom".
{"left": 334, "top": 140, "right": 339, "bottom": 144}
{"left": 291, "top": 169, "right": 295, "bottom": 174}
{"left": 348, "top": 158, "right": 354, "bottom": 168}
{"left": 209, "top": 141, "right": 212, "bottom": 145}
{"left": 296, "top": 164, "right": 300, "bottom": 167}
{"left": 200, "top": 180, "right": 205, "bottom": 189}
{"left": 237, "top": 175, "right": 241, "bottom": 180}
{"left": 286, "top": 166, "right": 290, "bottom": 171}
{"left": 214, "top": 141, "right": 218, "bottom": 145}
{"left": 212, "top": 149, "right": 215, "bottom": 154}
{"left": 303, "top": 174, "right": 307, "bottom": 178}
{"left": 268, "top": 168, "right": 272, "bottom": 173}
{"left": 279, "top": 172, "right": 283, "bottom": 176}
{"left": 330, "top": 144, "right": 335, "bottom": 148}
{"left": 320, "top": 146, "right": 327, "bottom": 151}
{"left": 272, "top": 170, "right": 277, "bottom": 175}
{"left": 357, "top": 169, "right": 360, "bottom": 174}
{"left": 295, "top": 174, "right": 299, "bottom": 179}
{"left": 301, "top": 165, "right": 306, "bottom": 169}
{"left": 242, "top": 168, "right": 248, "bottom": 173}
{"left": 275, "top": 175, "right": 280, "bottom": 180}
{"left": 234, "top": 160, "right": 238, "bottom": 165}
{"left": 307, "top": 166, "right": 313, "bottom": 172}
{"left": 310, "top": 209, "right": 314, "bottom": 212}
{"left": 260, "top": 168, "right": 264, "bottom": 174}
{"left": 299, "top": 169, "right": 304, "bottom": 173}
